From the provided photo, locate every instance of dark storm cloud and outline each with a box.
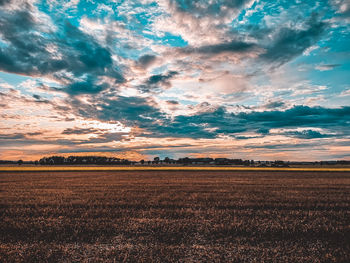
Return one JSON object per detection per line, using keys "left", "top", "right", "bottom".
{"left": 166, "top": 100, "right": 179, "bottom": 105}
{"left": 32, "top": 94, "right": 41, "bottom": 100}
{"left": 257, "top": 128, "right": 269, "bottom": 135}
{"left": 66, "top": 95, "right": 167, "bottom": 127}
{"left": 0, "top": 6, "right": 44, "bottom": 75}
{"left": 138, "top": 105, "right": 350, "bottom": 139}
{"left": 65, "top": 78, "right": 110, "bottom": 95}
{"left": 281, "top": 130, "right": 335, "bottom": 139}
{"left": 181, "top": 40, "right": 257, "bottom": 55}
{"left": 263, "top": 100, "right": 285, "bottom": 109}
{"left": 261, "top": 13, "right": 327, "bottom": 66}
{"left": 0, "top": 6, "right": 124, "bottom": 95}
{"left": 138, "top": 54, "right": 157, "bottom": 68}
{"left": 69, "top": 92, "right": 350, "bottom": 139}
{"left": 31, "top": 94, "right": 50, "bottom": 103}
{"left": 147, "top": 71, "right": 178, "bottom": 85}
{"left": 0, "top": 0, "right": 11, "bottom": 5}
{"left": 97, "top": 96, "right": 166, "bottom": 124}
{"left": 61, "top": 22, "right": 123, "bottom": 82}
{"left": 236, "top": 106, "right": 349, "bottom": 130}
{"left": 138, "top": 71, "right": 178, "bottom": 93}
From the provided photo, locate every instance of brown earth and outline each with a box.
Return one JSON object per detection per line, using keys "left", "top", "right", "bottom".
{"left": 1, "top": 171, "right": 349, "bottom": 262}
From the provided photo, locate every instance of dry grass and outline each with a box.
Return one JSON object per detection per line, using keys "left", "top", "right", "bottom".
{"left": 1, "top": 170, "right": 349, "bottom": 262}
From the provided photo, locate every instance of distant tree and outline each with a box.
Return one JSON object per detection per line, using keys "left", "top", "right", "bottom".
{"left": 154, "top": 157, "right": 160, "bottom": 164}
{"left": 34, "top": 160, "right": 39, "bottom": 166}
{"left": 140, "top": 159, "right": 145, "bottom": 165}
{"left": 164, "top": 157, "right": 170, "bottom": 164}
{"left": 243, "top": 160, "right": 250, "bottom": 166}
{"left": 17, "top": 160, "right": 23, "bottom": 166}
{"left": 181, "top": 157, "right": 191, "bottom": 165}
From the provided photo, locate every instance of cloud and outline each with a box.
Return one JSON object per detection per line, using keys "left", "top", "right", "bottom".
{"left": 0, "top": 5, "right": 124, "bottom": 95}
{"left": 147, "top": 71, "right": 178, "bottom": 85}
{"left": 181, "top": 40, "right": 257, "bottom": 55}
{"left": 339, "top": 89, "right": 350, "bottom": 97}
{"left": 88, "top": 103, "right": 348, "bottom": 140}
{"left": 263, "top": 100, "right": 286, "bottom": 109}
{"left": 65, "top": 78, "right": 110, "bottom": 95}
{"left": 81, "top": 95, "right": 166, "bottom": 127}
{"left": 332, "top": 0, "right": 350, "bottom": 19}
{"left": 62, "top": 127, "right": 101, "bottom": 135}
{"left": 315, "top": 64, "right": 341, "bottom": 71}
{"left": 138, "top": 71, "right": 178, "bottom": 93}
{"left": 154, "top": 0, "right": 256, "bottom": 46}
{"left": 0, "top": 131, "right": 50, "bottom": 147}
{"left": 0, "top": 0, "right": 349, "bottom": 161}
{"left": 168, "top": 0, "right": 254, "bottom": 18}
{"left": 153, "top": 105, "right": 350, "bottom": 139}
{"left": 166, "top": 100, "right": 179, "bottom": 105}
{"left": 0, "top": 0, "right": 11, "bottom": 6}
{"left": 31, "top": 94, "right": 50, "bottom": 103}
{"left": 260, "top": 13, "right": 327, "bottom": 66}
{"left": 282, "top": 129, "right": 334, "bottom": 139}
{"left": 268, "top": 128, "right": 336, "bottom": 139}
{"left": 137, "top": 54, "right": 157, "bottom": 68}
{"left": 0, "top": 133, "right": 26, "bottom": 140}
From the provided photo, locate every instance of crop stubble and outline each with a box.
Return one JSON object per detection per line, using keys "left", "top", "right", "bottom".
{"left": 0, "top": 170, "right": 349, "bottom": 262}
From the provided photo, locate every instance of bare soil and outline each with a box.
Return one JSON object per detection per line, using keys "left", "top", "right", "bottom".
{"left": 1, "top": 171, "right": 349, "bottom": 262}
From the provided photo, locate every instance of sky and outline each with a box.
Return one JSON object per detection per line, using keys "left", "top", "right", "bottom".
{"left": 0, "top": 0, "right": 349, "bottom": 161}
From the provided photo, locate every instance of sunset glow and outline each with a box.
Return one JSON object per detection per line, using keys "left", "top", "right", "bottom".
{"left": 0, "top": 0, "right": 349, "bottom": 161}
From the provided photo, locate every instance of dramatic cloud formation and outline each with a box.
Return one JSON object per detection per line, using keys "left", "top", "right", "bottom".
{"left": 260, "top": 13, "right": 327, "bottom": 66}
{"left": 0, "top": 0, "right": 349, "bottom": 161}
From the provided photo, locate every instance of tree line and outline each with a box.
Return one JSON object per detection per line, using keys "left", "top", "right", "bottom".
{"left": 2, "top": 157, "right": 349, "bottom": 166}
{"left": 14, "top": 156, "right": 288, "bottom": 166}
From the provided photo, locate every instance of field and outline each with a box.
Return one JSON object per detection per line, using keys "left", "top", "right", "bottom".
{"left": 1, "top": 169, "right": 349, "bottom": 262}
